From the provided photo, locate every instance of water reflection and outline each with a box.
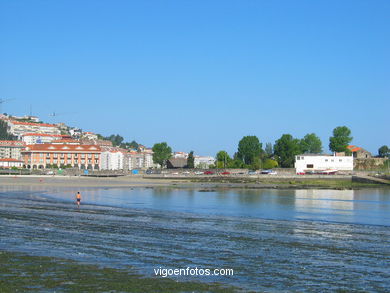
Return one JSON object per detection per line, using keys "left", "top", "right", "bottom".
{"left": 2, "top": 185, "right": 390, "bottom": 226}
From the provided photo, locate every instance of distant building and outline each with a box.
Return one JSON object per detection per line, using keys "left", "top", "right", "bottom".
{"left": 83, "top": 132, "right": 98, "bottom": 140}
{"left": 0, "top": 158, "right": 24, "bottom": 169}
{"left": 6, "top": 120, "right": 60, "bottom": 138}
{"left": 194, "top": 156, "right": 215, "bottom": 169}
{"left": 21, "top": 133, "right": 64, "bottom": 144}
{"left": 0, "top": 140, "right": 26, "bottom": 160}
{"left": 127, "top": 150, "right": 158, "bottom": 170}
{"left": 100, "top": 147, "right": 127, "bottom": 170}
{"left": 128, "top": 151, "right": 144, "bottom": 170}
{"left": 295, "top": 154, "right": 353, "bottom": 173}
{"left": 69, "top": 128, "right": 82, "bottom": 138}
{"left": 22, "top": 144, "right": 101, "bottom": 170}
{"left": 347, "top": 145, "right": 372, "bottom": 159}
{"left": 10, "top": 115, "right": 40, "bottom": 122}
{"left": 173, "top": 152, "right": 188, "bottom": 159}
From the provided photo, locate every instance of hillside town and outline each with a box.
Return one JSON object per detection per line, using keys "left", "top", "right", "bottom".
{"left": 0, "top": 113, "right": 388, "bottom": 175}
{"left": 0, "top": 113, "right": 215, "bottom": 172}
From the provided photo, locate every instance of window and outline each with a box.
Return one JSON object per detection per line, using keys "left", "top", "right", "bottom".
{"left": 297, "top": 157, "right": 300, "bottom": 160}
{"left": 306, "top": 164, "right": 314, "bottom": 168}
{"left": 339, "top": 159, "right": 342, "bottom": 162}
{"left": 325, "top": 159, "right": 328, "bottom": 162}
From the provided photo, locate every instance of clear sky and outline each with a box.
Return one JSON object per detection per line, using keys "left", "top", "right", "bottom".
{"left": 1, "top": 0, "right": 389, "bottom": 156}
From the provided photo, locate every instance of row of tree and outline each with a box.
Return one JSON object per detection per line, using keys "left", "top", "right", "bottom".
{"left": 97, "top": 133, "right": 139, "bottom": 150}
{"left": 108, "top": 126, "right": 388, "bottom": 170}
{"left": 214, "top": 126, "right": 354, "bottom": 169}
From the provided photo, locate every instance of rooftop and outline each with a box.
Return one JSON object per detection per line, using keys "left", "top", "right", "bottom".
{"left": 11, "top": 121, "right": 57, "bottom": 127}
{"left": 23, "top": 144, "right": 101, "bottom": 152}
{"left": 0, "top": 158, "right": 23, "bottom": 162}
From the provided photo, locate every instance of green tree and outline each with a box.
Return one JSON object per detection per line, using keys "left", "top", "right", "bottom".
{"left": 0, "top": 120, "right": 16, "bottom": 140}
{"left": 128, "top": 140, "right": 139, "bottom": 150}
{"left": 249, "top": 156, "right": 262, "bottom": 170}
{"left": 152, "top": 142, "right": 172, "bottom": 168}
{"left": 263, "top": 158, "right": 278, "bottom": 169}
{"left": 300, "top": 133, "right": 323, "bottom": 154}
{"left": 216, "top": 151, "right": 231, "bottom": 168}
{"left": 378, "top": 145, "right": 390, "bottom": 158}
{"left": 329, "top": 126, "right": 353, "bottom": 153}
{"left": 265, "top": 143, "right": 273, "bottom": 157}
{"left": 187, "top": 151, "right": 195, "bottom": 168}
{"left": 227, "top": 159, "right": 245, "bottom": 168}
{"left": 274, "top": 134, "right": 302, "bottom": 167}
{"left": 237, "top": 136, "right": 262, "bottom": 165}
{"left": 103, "top": 134, "right": 124, "bottom": 146}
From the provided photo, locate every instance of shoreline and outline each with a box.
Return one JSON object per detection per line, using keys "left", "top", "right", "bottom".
{"left": 0, "top": 174, "right": 388, "bottom": 190}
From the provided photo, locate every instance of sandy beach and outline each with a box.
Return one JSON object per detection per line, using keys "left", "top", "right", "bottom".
{"left": 0, "top": 175, "right": 185, "bottom": 188}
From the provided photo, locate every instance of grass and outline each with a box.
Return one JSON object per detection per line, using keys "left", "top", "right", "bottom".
{"left": 0, "top": 251, "right": 240, "bottom": 293}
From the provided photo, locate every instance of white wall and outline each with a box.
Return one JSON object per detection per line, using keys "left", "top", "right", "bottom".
{"left": 101, "top": 151, "right": 124, "bottom": 170}
{"left": 295, "top": 155, "right": 353, "bottom": 173}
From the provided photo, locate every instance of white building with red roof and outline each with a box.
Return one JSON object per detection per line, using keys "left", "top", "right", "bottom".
{"left": 7, "top": 120, "right": 60, "bottom": 138}
{"left": 21, "top": 144, "right": 101, "bottom": 170}
{"left": 0, "top": 140, "right": 26, "bottom": 160}
{"left": 0, "top": 158, "right": 24, "bottom": 169}
{"left": 100, "top": 147, "right": 127, "bottom": 170}
{"left": 21, "top": 133, "right": 64, "bottom": 144}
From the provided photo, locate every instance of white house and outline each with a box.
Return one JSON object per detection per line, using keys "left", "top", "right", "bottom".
{"left": 194, "top": 156, "right": 215, "bottom": 169}
{"left": 295, "top": 154, "right": 353, "bottom": 173}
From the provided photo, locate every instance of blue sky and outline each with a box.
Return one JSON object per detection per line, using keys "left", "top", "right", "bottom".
{"left": 1, "top": 0, "right": 389, "bottom": 156}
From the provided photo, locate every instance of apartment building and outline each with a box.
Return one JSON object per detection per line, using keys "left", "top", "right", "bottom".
{"left": 128, "top": 150, "right": 157, "bottom": 170}
{"left": 22, "top": 144, "right": 101, "bottom": 170}
{"left": 7, "top": 120, "right": 60, "bottom": 138}
{"left": 100, "top": 147, "right": 127, "bottom": 170}
{"left": 0, "top": 140, "right": 26, "bottom": 160}
{"left": 194, "top": 156, "right": 215, "bottom": 169}
{"left": 21, "top": 133, "right": 64, "bottom": 144}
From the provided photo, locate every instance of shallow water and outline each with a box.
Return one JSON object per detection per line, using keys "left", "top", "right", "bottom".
{"left": 1, "top": 186, "right": 390, "bottom": 292}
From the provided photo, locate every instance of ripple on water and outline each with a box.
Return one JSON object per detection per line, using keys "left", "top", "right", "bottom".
{"left": 0, "top": 190, "right": 390, "bottom": 292}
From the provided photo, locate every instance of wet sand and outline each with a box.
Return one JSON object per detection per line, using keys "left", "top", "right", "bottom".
{"left": 0, "top": 175, "right": 185, "bottom": 188}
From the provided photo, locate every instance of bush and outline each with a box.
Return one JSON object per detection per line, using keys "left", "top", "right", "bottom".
{"left": 263, "top": 159, "right": 278, "bottom": 169}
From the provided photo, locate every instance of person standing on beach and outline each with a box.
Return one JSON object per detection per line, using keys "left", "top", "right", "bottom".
{"left": 76, "top": 192, "right": 81, "bottom": 208}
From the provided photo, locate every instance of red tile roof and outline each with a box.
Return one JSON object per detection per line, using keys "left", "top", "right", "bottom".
{"left": 23, "top": 144, "right": 102, "bottom": 152}
{"left": 11, "top": 121, "right": 57, "bottom": 127}
{"left": 22, "top": 133, "right": 62, "bottom": 137}
{"left": 0, "top": 140, "right": 26, "bottom": 147}
{"left": 347, "top": 145, "right": 362, "bottom": 152}
{"left": 51, "top": 139, "right": 80, "bottom": 144}
{"left": 0, "top": 158, "right": 23, "bottom": 162}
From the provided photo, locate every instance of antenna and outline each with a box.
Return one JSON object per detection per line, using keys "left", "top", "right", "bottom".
{"left": 0, "top": 98, "right": 15, "bottom": 114}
